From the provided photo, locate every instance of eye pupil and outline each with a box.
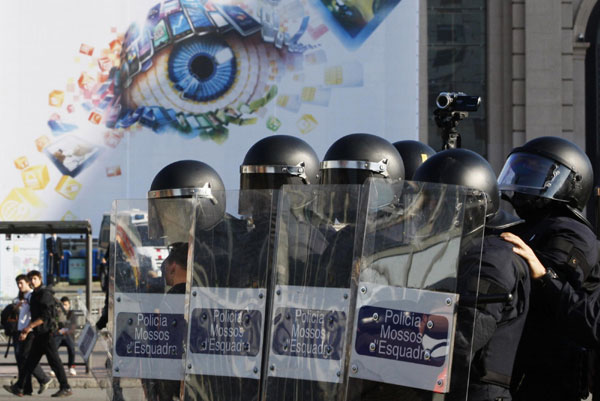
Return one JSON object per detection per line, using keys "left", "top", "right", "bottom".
{"left": 168, "top": 37, "right": 237, "bottom": 102}
{"left": 190, "top": 54, "right": 215, "bottom": 81}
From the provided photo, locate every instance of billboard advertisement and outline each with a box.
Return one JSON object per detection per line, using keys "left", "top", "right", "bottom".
{"left": 0, "top": 0, "right": 419, "bottom": 232}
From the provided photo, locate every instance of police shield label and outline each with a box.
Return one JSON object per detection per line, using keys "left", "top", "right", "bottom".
{"left": 349, "top": 284, "right": 458, "bottom": 393}
{"left": 186, "top": 287, "right": 266, "bottom": 379}
{"left": 271, "top": 307, "right": 346, "bottom": 361}
{"left": 268, "top": 285, "right": 350, "bottom": 384}
{"left": 115, "top": 311, "right": 185, "bottom": 359}
{"left": 113, "top": 293, "right": 186, "bottom": 381}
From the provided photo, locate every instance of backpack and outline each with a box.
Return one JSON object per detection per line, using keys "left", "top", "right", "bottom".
{"left": 1, "top": 304, "right": 18, "bottom": 336}
{"left": 49, "top": 297, "right": 68, "bottom": 332}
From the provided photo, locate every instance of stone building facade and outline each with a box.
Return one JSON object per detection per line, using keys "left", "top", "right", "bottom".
{"left": 421, "top": 0, "right": 600, "bottom": 223}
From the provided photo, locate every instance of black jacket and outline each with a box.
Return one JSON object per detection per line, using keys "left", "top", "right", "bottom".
{"left": 29, "top": 286, "right": 55, "bottom": 334}
{"left": 454, "top": 234, "right": 530, "bottom": 399}
{"left": 510, "top": 215, "right": 600, "bottom": 401}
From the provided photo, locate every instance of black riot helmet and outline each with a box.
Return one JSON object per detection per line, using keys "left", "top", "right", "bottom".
{"left": 240, "top": 135, "right": 320, "bottom": 190}
{"left": 392, "top": 140, "right": 436, "bottom": 180}
{"left": 320, "top": 133, "right": 405, "bottom": 184}
{"left": 497, "top": 136, "right": 593, "bottom": 224}
{"left": 413, "top": 148, "right": 521, "bottom": 230}
{"left": 148, "top": 160, "right": 226, "bottom": 241}
{"left": 239, "top": 135, "right": 319, "bottom": 216}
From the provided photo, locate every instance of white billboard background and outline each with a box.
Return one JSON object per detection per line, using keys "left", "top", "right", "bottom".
{"left": 0, "top": 0, "right": 418, "bottom": 233}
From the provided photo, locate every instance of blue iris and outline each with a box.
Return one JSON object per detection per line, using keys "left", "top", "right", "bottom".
{"left": 168, "top": 37, "right": 237, "bottom": 102}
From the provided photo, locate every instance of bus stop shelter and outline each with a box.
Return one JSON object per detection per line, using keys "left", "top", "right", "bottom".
{"left": 0, "top": 221, "right": 94, "bottom": 314}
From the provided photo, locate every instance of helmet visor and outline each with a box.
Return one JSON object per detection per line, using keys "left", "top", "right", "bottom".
{"left": 148, "top": 197, "right": 195, "bottom": 243}
{"left": 319, "top": 168, "right": 375, "bottom": 185}
{"left": 498, "top": 153, "right": 571, "bottom": 200}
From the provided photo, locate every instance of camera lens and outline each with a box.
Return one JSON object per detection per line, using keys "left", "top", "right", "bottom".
{"left": 436, "top": 93, "right": 452, "bottom": 109}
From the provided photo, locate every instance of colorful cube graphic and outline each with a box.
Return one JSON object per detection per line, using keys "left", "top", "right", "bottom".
{"left": 48, "top": 90, "right": 65, "bottom": 107}
{"left": 109, "top": 39, "right": 122, "bottom": 53}
{"left": 106, "top": 166, "right": 122, "bottom": 177}
{"left": 55, "top": 176, "right": 82, "bottom": 200}
{"left": 89, "top": 111, "right": 103, "bottom": 125}
{"left": 21, "top": 165, "right": 50, "bottom": 190}
{"left": 266, "top": 116, "right": 282, "bottom": 132}
{"left": 297, "top": 114, "right": 318, "bottom": 134}
{"left": 67, "top": 104, "right": 75, "bottom": 113}
{"left": 78, "top": 73, "right": 96, "bottom": 91}
{"left": 14, "top": 156, "right": 29, "bottom": 170}
{"left": 103, "top": 131, "right": 122, "bottom": 148}
{"left": 79, "top": 43, "right": 94, "bottom": 56}
{"left": 0, "top": 188, "right": 46, "bottom": 220}
{"left": 325, "top": 66, "right": 343, "bottom": 86}
{"left": 301, "top": 87, "right": 316, "bottom": 102}
{"left": 35, "top": 136, "right": 50, "bottom": 152}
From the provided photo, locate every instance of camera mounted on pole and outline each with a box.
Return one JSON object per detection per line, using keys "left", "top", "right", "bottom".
{"left": 434, "top": 91, "right": 481, "bottom": 149}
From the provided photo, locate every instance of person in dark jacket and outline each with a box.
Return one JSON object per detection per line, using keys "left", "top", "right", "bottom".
{"left": 413, "top": 148, "right": 530, "bottom": 401}
{"left": 497, "top": 136, "right": 600, "bottom": 401}
{"left": 52, "top": 296, "right": 77, "bottom": 376}
{"left": 45, "top": 234, "right": 63, "bottom": 286}
{"left": 3, "top": 270, "right": 72, "bottom": 398}
{"left": 12, "top": 274, "right": 53, "bottom": 396}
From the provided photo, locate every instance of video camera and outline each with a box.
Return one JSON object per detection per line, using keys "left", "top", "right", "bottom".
{"left": 436, "top": 92, "right": 481, "bottom": 113}
{"left": 434, "top": 91, "right": 481, "bottom": 149}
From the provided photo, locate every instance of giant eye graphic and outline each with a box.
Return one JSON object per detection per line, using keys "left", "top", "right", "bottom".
{"left": 113, "top": 0, "right": 285, "bottom": 142}
{"left": 100, "top": 0, "right": 365, "bottom": 142}
{"left": 168, "top": 37, "right": 237, "bottom": 102}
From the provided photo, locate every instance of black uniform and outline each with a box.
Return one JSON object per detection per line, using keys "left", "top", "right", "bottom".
{"left": 185, "top": 214, "right": 272, "bottom": 401}
{"left": 264, "top": 217, "right": 355, "bottom": 401}
{"left": 452, "top": 234, "right": 530, "bottom": 401}
{"left": 510, "top": 215, "right": 600, "bottom": 401}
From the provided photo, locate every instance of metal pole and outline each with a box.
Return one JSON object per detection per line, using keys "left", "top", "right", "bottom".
{"left": 86, "top": 229, "right": 92, "bottom": 374}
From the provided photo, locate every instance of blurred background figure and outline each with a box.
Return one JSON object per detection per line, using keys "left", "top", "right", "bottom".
{"left": 50, "top": 296, "right": 77, "bottom": 377}
{"left": 45, "top": 233, "right": 63, "bottom": 286}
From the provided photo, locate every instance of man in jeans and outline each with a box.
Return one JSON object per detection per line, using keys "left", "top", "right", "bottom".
{"left": 4, "top": 270, "right": 72, "bottom": 397}
{"left": 13, "top": 274, "right": 54, "bottom": 395}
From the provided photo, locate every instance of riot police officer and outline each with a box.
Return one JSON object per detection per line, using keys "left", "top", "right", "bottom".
{"left": 392, "top": 140, "right": 436, "bottom": 180}
{"left": 240, "top": 135, "right": 320, "bottom": 190}
{"left": 496, "top": 136, "right": 600, "bottom": 401}
{"left": 262, "top": 133, "right": 405, "bottom": 401}
{"left": 148, "top": 159, "right": 226, "bottom": 240}
{"left": 145, "top": 159, "right": 225, "bottom": 401}
{"left": 239, "top": 134, "right": 320, "bottom": 217}
{"left": 413, "top": 148, "right": 530, "bottom": 401}
{"left": 181, "top": 136, "right": 320, "bottom": 401}
{"left": 320, "top": 133, "right": 405, "bottom": 185}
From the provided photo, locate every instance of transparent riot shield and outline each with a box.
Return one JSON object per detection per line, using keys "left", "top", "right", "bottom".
{"left": 262, "top": 184, "right": 363, "bottom": 401}
{"left": 183, "top": 189, "right": 275, "bottom": 401}
{"left": 345, "top": 179, "right": 486, "bottom": 400}
{"left": 111, "top": 198, "right": 195, "bottom": 401}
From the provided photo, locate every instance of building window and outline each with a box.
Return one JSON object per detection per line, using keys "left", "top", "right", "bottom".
{"left": 427, "top": 0, "right": 487, "bottom": 155}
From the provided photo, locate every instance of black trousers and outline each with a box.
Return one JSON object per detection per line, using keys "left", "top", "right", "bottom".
{"left": 15, "top": 331, "right": 69, "bottom": 391}
{"left": 13, "top": 332, "right": 49, "bottom": 394}
{"left": 47, "top": 255, "right": 60, "bottom": 284}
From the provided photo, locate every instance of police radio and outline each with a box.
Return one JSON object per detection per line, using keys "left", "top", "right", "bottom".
{"left": 434, "top": 91, "right": 481, "bottom": 150}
